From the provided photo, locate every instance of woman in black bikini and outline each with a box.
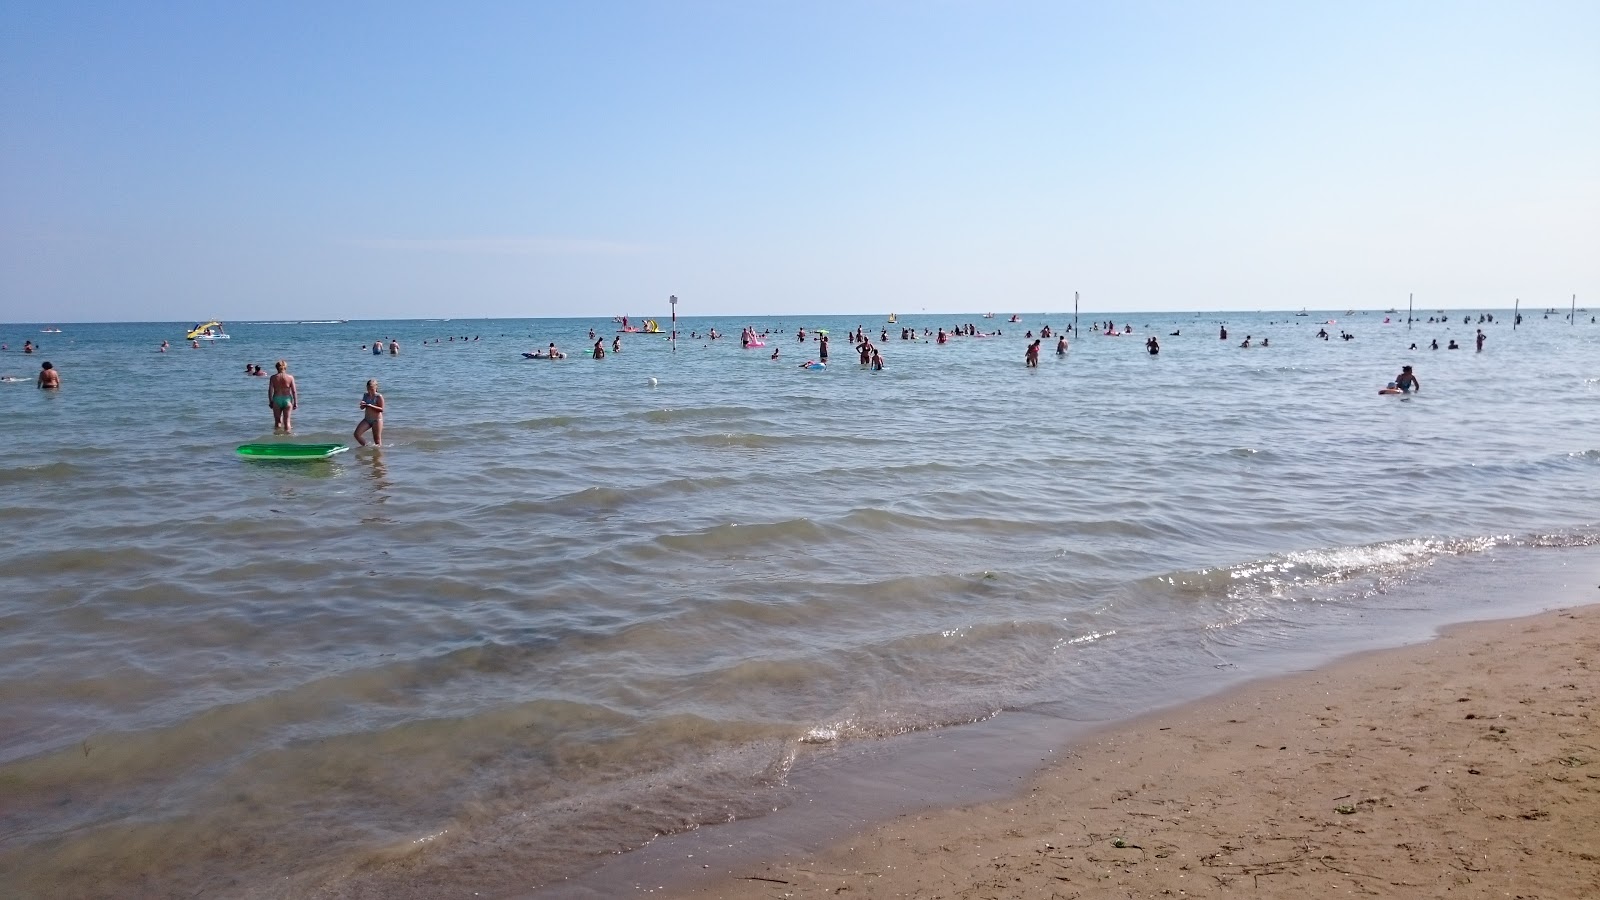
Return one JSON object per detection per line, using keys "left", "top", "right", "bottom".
{"left": 354, "top": 379, "right": 384, "bottom": 446}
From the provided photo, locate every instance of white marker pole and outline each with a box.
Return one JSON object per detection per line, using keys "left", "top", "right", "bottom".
{"left": 1514, "top": 298, "right": 1520, "bottom": 330}
{"left": 1073, "top": 291, "right": 1079, "bottom": 338}
{"left": 1407, "top": 293, "right": 1413, "bottom": 331}
{"left": 670, "top": 294, "right": 678, "bottom": 352}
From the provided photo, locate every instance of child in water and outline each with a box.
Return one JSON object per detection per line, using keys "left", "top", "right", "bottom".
{"left": 355, "top": 379, "right": 384, "bottom": 446}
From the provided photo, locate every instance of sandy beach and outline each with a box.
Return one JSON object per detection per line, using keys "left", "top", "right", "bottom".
{"left": 667, "top": 604, "right": 1600, "bottom": 900}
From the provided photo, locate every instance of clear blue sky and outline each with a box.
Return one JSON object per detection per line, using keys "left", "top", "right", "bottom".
{"left": 2, "top": 1, "right": 1596, "bottom": 321}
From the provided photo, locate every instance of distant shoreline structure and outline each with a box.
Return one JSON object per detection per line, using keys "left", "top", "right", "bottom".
{"left": 1, "top": 305, "right": 1581, "bottom": 327}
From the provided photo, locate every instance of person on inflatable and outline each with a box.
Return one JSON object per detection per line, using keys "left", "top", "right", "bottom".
{"left": 1394, "top": 365, "right": 1420, "bottom": 393}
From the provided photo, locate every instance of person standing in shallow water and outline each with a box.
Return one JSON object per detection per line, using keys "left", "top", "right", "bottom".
{"left": 37, "top": 361, "right": 59, "bottom": 389}
{"left": 354, "top": 379, "right": 384, "bottom": 447}
{"left": 1025, "top": 339, "right": 1040, "bottom": 367}
{"left": 268, "top": 360, "right": 297, "bottom": 432}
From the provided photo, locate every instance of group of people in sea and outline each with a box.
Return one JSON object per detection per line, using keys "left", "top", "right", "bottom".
{"left": 1404, "top": 329, "right": 1487, "bottom": 352}
{"left": 259, "top": 359, "right": 383, "bottom": 446}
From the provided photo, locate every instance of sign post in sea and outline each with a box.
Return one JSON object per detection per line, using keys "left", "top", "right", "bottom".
{"left": 669, "top": 294, "right": 678, "bottom": 352}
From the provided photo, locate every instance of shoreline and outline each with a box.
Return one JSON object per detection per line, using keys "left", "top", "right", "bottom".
{"left": 645, "top": 602, "right": 1600, "bottom": 899}
{"left": 525, "top": 545, "right": 1600, "bottom": 900}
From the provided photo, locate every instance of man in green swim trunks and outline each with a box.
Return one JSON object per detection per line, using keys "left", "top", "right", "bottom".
{"left": 268, "top": 359, "right": 297, "bottom": 432}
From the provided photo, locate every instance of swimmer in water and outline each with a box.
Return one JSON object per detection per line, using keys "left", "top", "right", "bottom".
{"left": 354, "top": 379, "right": 384, "bottom": 446}
{"left": 37, "top": 361, "right": 60, "bottom": 389}
{"left": 1146, "top": 336, "right": 1160, "bottom": 355}
{"left": 1056, "top": 335, "right": 1068, "bottom": 355}
{"left": 592, "top": 340, "right": 606, "bottom": 359}
{"left": 1394, "top": 365, "right": 1419, "bottom": 393}
{"left": 268, "top": 360, "right": 297, "bottom": 432}
{"left": 1025, "top": 339, "right": 1040, "bottom": 367}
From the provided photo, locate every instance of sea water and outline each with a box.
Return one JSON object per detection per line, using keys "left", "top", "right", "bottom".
{"left": 1, "top": 310, "right": 1597, "bottom": 898}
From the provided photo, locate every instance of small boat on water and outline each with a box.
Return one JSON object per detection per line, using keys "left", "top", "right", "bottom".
{"left": 40, "top": 326, "right": 63, "bottom": 333}
{"left": 1295, "top": 309, "right": 1309, "bottom": 316}
{"left": 983, "top": 312, "right": 995, "bottom": 319}
{"left": 886, "top": 313, "right": 897, "bottom": 323}
{"left": 186, "top": 321, "right": 230, "bottom": 340}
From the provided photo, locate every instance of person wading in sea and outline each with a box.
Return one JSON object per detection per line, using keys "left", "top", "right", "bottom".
{"left": 268, "top": 360, "right": 297, "bottom": 432}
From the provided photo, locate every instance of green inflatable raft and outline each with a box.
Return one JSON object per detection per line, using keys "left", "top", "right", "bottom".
{"left": 236, "top": 443, "right": 350, "bottom": 460}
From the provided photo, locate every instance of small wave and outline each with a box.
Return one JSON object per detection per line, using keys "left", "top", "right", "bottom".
{"left": 0, "top": 545, "right": 177, "bottom": 578}
{"left": 655, "top": 518, "right": 829, "bottom": 554}
{"left": 633, "top": 405, "right": 760, "bottom": 425}
{"left": 513, "top": 415, "right": 577, "bottom": 430}
{"left": 1134, "top": 535, "right": 1509, "bottom": 620}
{"left": 0, "top": 461, "right": 86, "bottom": 487}
{"left": 684, "top": 432, "right": 783, "bottom": 450}
{"left": 1519, "top": 529, "right": 1600, "bottom": 548}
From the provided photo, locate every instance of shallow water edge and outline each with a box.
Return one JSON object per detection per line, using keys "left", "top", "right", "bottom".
{"left": 534, "top": 541, "right": 1600, "bottom": 900}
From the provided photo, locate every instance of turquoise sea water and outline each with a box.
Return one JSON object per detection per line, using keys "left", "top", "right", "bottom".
{"left": 1, "top": 309, "right": 1598, "bottom": 898}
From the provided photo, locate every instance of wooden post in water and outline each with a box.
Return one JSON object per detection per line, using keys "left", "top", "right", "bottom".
{"left": 1407, "top": 293, "right": 1413, "bottom": 330}
{"left": 1514, "top": 298, "right": 1520, "bottom": 330}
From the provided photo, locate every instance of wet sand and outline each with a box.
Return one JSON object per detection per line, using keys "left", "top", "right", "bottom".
{"left": 666, "top": 604, "right": 1600, "bottom": 899}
